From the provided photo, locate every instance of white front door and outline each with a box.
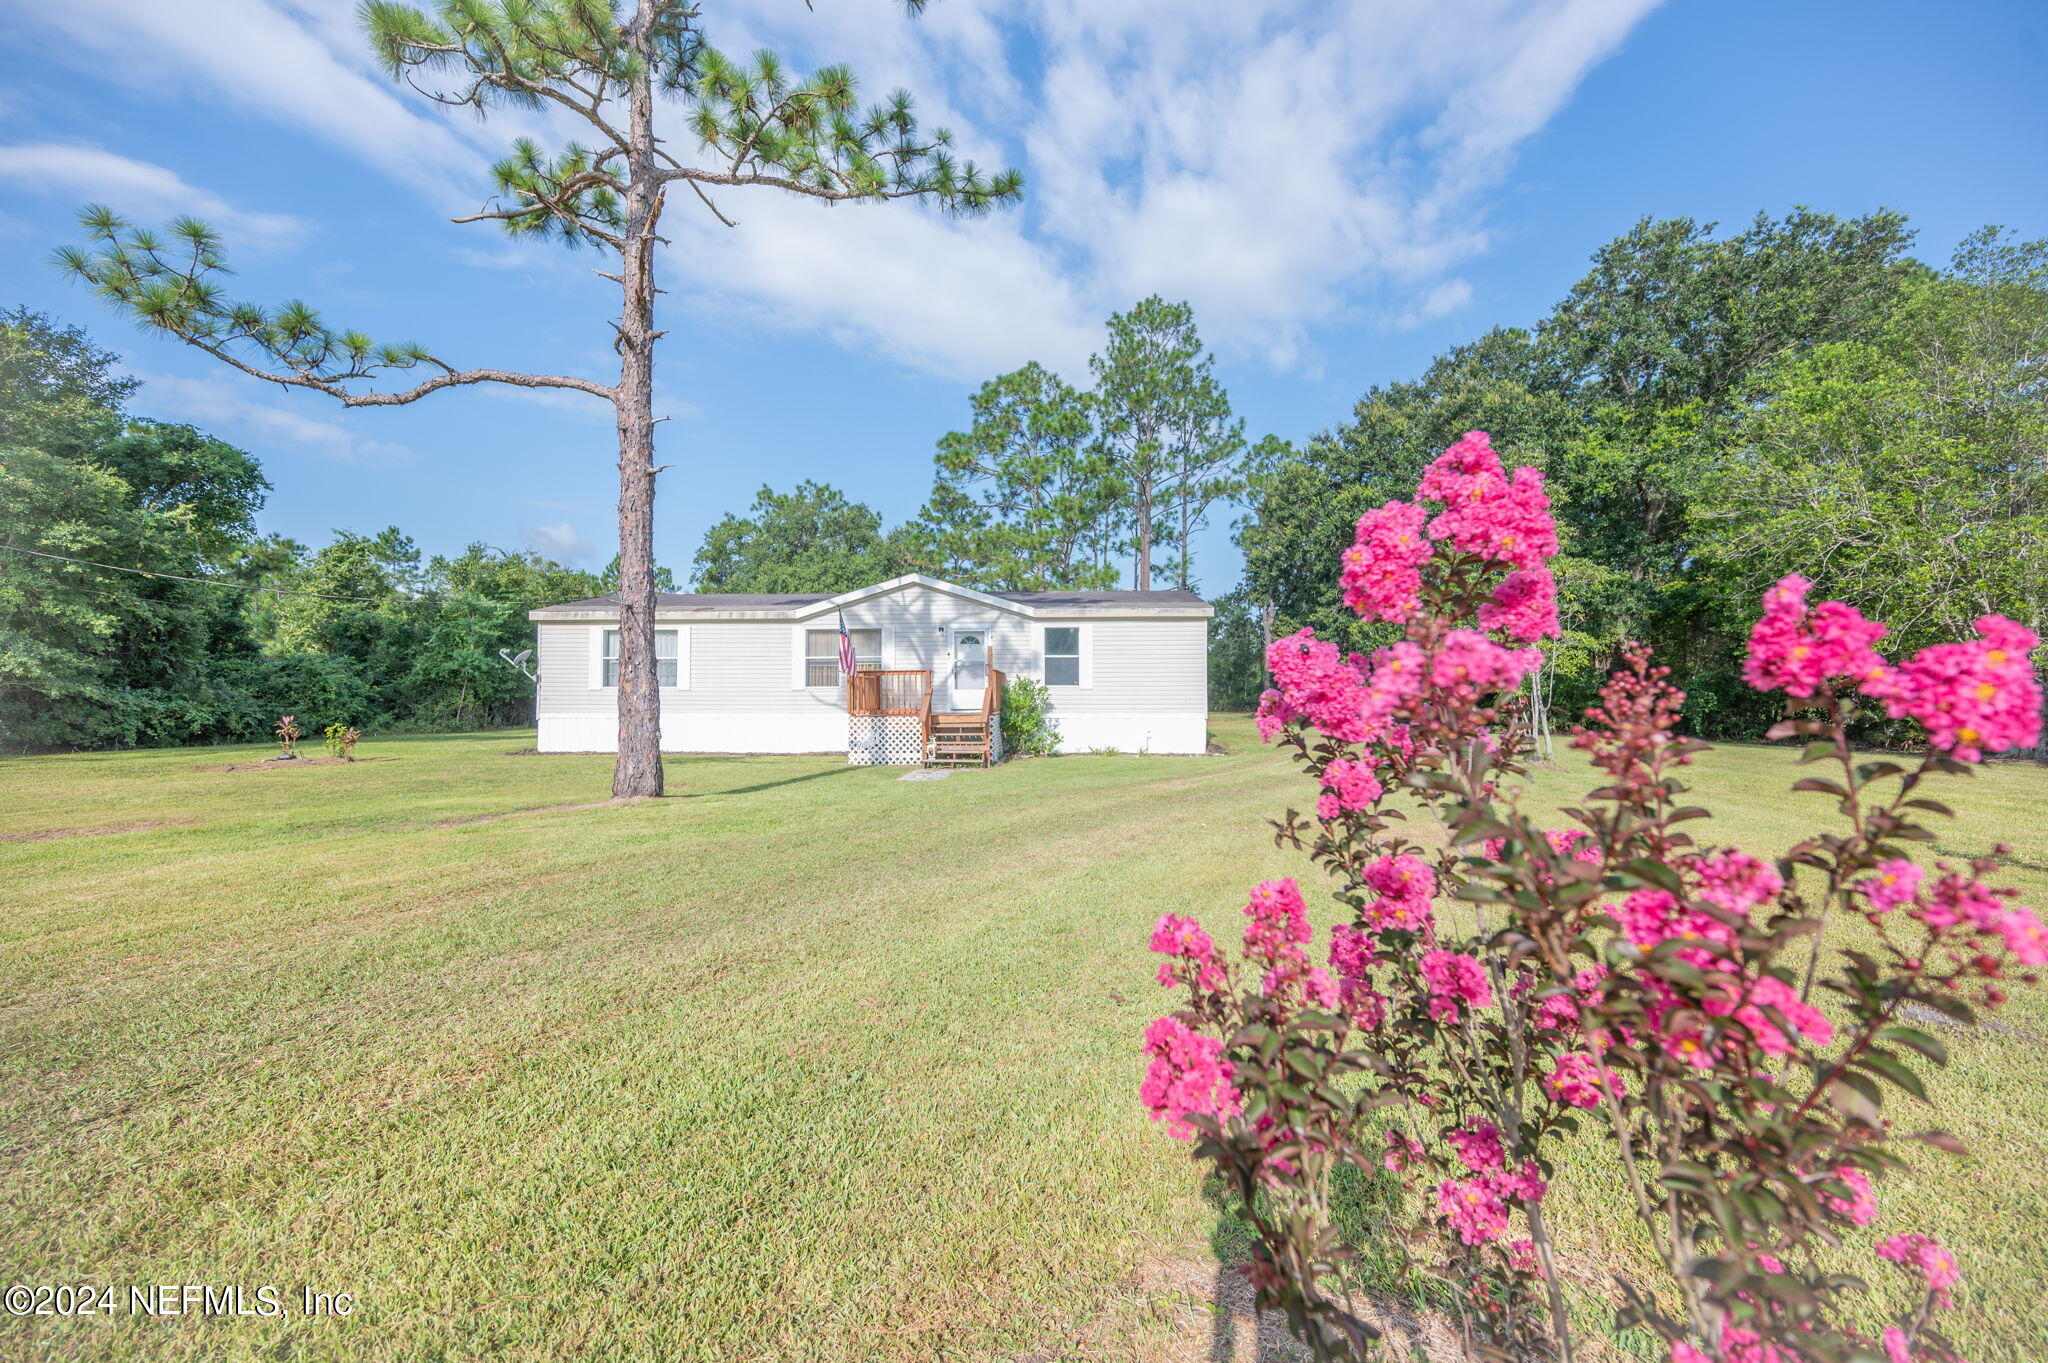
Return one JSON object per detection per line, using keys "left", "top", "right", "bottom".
{"left": 948, "top": 626, "right": 988, "bottom": 711}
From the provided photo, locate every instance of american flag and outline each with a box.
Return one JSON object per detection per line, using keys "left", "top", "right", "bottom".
{"left": 837, "top": 612, "right": 857, "bottom": 677}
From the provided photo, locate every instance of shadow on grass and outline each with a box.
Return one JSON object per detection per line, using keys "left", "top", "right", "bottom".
{"left": 672, "top": 763, "right": 867, "bottom": 799}
{"left": 1198, "top": 1162, "right": 1459, "bottom": 1361}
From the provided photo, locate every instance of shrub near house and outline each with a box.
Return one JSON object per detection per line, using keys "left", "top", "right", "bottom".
{"left": 1141, "top": 432, "right": 2044, "bottom": 1363}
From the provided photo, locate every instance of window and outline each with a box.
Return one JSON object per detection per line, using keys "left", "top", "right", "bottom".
{"left": 1044, "top": 626, "right": 1082, "bottom": 687}
{"left": 602, "top": 628, "right": 679, "bottom": 687}
{"left": 805, "top": 628, "right": 882, "bottom": 687}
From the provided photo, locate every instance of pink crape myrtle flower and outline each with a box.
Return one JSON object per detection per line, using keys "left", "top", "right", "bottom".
{"left": 1998, "top": 905, "right": 2048, "bottom": 965}
{"left": 1708, "top": 973, "right": 1833, "bottom": 1054}
{"left": 1880, "top": 1328, "right": 1912, "bottom": 1363}
{"left": 1318, "top": 756, "right": 1384, "bottom": 815}
{"left": 1418, "top": 430, "right": 1506, "bottom": 502}
{"left": 1437, "top": 1176, "right": 1510, "bottom": 1245}
{"left": 1149, "top": 912, "right": 1226, "bottom": 991}
{"left": 1918, "top": 873, "right": 2005, "bottom": 932}
{"left": 1362, "top": 853, "right": 1436, "bottom": 932}
{"left": 1533, "top": 965, "right": 1608, "bottom": 1032}
{"left": 1820, "top": 1165, "right": 1878, "bottom": 1227}
{"left": 1446, "top": 1120, "right": 1505, "bottom": 1173}
{"left": 1670, "top": 1343, "right": 1712, "bottom": 1363}
{"left": 1717, "top": 1324, "right": 1799, "bottom": 1363}
{"left": 1693, "top": 850, "right": 1785, "bottom": 915}
{"left": 1505, "top": 1239, "right": 1543, "bottom": 1278}
{"left": 1258, "top": 962, "right": 1340, "bottom": 1011}
{"left": 1477, "top": 565, "right": 1562, "bottom": 643}
{"left": 1339, "top": 979, "right": 1388, "bottom": 1029}
{"left": 1742, "top": 574, "right": 1889, "bottom": 699}
{"left": 1429, "top": 629, "right": 1542, "bottom": 699}
{"left": 1264, "top": 630, "right": 1380, "bottom": 745}
{"left": 1877, "top": 1233, "right": 1960, "bottom": 1307}
{"left": 1140, "top": 1016, "right": 1241, "bottom": 1140}
{"left": 1244, "top": 878, "right": 1313, "bottom": 965}
{"left": 1427, "top": 461, "right": 1560, "bottom": 570}
{"left": 1856, "top": 859, "right": 1924, "bottom": 913}
{"left": 1544, "top": 1052, "right": 1620, "bottom": 1108}
{"left": 1494, "top": 1159, "right": 1547, "bottom": 1203}
{"left": 1421, "top": 948, "right": 1492, "bottom": 1023}
{"left": 1342, "top": 500, "right": 1432, "bottom": 622}
{"left": 1383, "top": 1128, "right": 1425, "bottom": 1173}
{"left": 1865, "top": 614, "right": 2042, "bottom": 761}
{"left": 1546, "top": 828, "right": 1602, "bottom": 864}
{"left": 1328, "top": 923, "right": 1377, "bottom": 978}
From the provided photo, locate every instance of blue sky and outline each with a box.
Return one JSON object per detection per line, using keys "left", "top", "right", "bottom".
{"left": 2, "top": 0, "right": 2043, "bottom": 594}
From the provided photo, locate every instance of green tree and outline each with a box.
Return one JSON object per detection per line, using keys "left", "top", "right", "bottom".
{"left": 1699, "top": 228, "right": 2048, "bottom": 655}
{"left": 1, "top": 314, "right": 286, "bottom": 749}
{"left": 0, "top": 307, "right": 137, "bottom": 458}
{"left": 407, "top": 545, "right": 602, "bottom": 726}
{"left": 1090, "top": 296, "right": 1242, "bottom": 590}
{"left": 910, "top": 362, "right": 1118, "bottom": 590}
{"left": 1535, "top": 208, "right": 1922, "bottom": 689}
{"left": 692, "top": 481, "right": 906, "bottom": 594}
{"left": 57, "top": 0, "right": 1020, "bottom": 798}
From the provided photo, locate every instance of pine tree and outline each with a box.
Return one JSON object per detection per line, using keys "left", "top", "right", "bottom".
{"left": 913, "top": 362, "right": 1120, "bottom": 590}
{"left": 1089, "top": 297, "right": 1239, "bottom": 590}
{"left": 55, "top": 0, "right": 1020, "bottom": 796}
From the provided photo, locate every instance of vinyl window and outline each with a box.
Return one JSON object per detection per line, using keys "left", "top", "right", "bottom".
{"left": 1043, "top": 626, "right": 1082, "bottom": 687}
{"left": 805, "top": 628, "right": 882, "bottom": 687}
{"left": 602, "top": 628, "right": 679, "bottom": 687}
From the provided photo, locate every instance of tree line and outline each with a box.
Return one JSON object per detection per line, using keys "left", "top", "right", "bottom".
{"left": 1213, "top": 210, "right": 2048, "bottom": 738}
{"left": 0, "top": 308, "right": 614, "bottom": 752}
{"left": 692, "top": 295, "right": 1275, "bottom": 597}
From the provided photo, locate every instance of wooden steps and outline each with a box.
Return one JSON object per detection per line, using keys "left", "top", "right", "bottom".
{"left": 927, "top": 710, "right": 993, "bottom": 767}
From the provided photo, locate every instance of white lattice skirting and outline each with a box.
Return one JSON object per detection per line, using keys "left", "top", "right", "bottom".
{"left": 847, "top": 715, "right": 1002, "bottom": 766}
{"left": 848, "top": 714, "right": 927, "bottom": 766}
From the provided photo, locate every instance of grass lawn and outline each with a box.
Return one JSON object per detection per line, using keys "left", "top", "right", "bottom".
{"left": 2, "top": 717, "right": 2045, "bottom": 1361}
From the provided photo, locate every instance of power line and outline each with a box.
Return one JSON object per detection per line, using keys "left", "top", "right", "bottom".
{"left": 0, "top": 543, "right": 604, "bottom": 610}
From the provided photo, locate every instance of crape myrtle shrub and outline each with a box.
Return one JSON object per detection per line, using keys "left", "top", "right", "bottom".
{"left": 1139, "top": 432, "right": 2044, "bottom": 1362}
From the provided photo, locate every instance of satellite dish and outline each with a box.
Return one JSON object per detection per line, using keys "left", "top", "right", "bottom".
{"left": 498, "top": 647, "right": 537, "bottom": 681}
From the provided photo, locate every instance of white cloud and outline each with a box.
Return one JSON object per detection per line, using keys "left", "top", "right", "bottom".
{"left": 1395, "top": 278, "right": 1477, "bottom": 331}
{"left": 9, "top": 0, "right": 489, "bottom": 205}
{"left": 0, "top": 144, "right": 304, "bottom": 249}
{"left": 521, "top": 522, "right": 594, "bottom": 564}
{"left": 660, "top": 0, "right": 1663, "bottom": 376}
{"left": 128, "top": 367, "right": 416, "bottom": 465}
{"left": 32, "top": 0, "right": 1663, "bottom": 379}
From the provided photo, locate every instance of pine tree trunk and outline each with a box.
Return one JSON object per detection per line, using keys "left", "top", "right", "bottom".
{"left": 1134, "top": 476, "right": 1152, "bottom": 590}
{"left": 611, "top": 0, "right": 665, "bottom": 799}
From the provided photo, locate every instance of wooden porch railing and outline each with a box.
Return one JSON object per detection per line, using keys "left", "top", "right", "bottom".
{"left": 846, "top": 668, "right": 931, "bottom": 717}
{"left": 847, "top": 658, "right": 1003, "bottom": 766}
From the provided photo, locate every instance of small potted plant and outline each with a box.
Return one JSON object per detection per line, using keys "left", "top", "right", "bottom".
{"left": 273, "top": 714, "right": 302, "bottom": 760}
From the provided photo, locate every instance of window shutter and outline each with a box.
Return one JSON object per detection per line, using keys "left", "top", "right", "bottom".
{"left": 589, "top": 624, "right": 607, "bottom": 690}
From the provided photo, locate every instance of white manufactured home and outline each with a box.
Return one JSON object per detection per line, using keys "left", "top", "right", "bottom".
{"left": 525, "top": 573, "right": 1213, "bottom": 762}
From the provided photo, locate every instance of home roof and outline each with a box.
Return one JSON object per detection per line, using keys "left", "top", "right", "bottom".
{"left": 527, "top": 574, "right": 1212, "bottom": 621}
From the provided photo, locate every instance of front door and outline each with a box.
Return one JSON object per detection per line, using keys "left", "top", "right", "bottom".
{"left": 949, "top": 626, "right": 988, "bottom": 711}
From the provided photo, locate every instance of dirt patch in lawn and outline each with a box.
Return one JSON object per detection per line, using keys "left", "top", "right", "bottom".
{"left": 200, "top": 756, "right": 360, "bottom": 774}
{"left": 0, "top": 819, "right": 189, "bottom": 844}
{"left": 1036, "top": 1256, "right": 1469, "bottom": 1363}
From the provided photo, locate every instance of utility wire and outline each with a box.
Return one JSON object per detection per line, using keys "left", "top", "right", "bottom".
{"left": 0, "top": 543, "right": 606, "bottom": 610}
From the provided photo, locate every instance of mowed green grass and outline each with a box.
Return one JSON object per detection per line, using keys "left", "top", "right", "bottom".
{"left": 0, "top": 720, "right": 2044, "bottom": 1361}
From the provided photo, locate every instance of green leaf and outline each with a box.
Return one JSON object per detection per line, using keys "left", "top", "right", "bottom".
{"left": 1876, "top": 1025, "right": 1948, "bottom": 1066}
{"left": 1859, "top": 1051, "right": 1929, "bottom": 1103}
